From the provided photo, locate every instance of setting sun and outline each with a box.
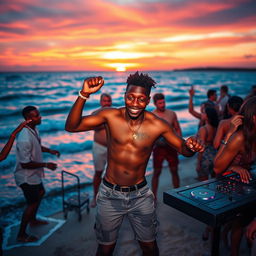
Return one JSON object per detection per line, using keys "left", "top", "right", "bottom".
{"left": 0, "top": 0, "right": 255, "bottom": 72}
{"left": 116, "top": 65, "right": 126, "bottom": 72}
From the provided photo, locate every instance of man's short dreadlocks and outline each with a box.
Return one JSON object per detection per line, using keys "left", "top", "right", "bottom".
{"left": 126, "top": 71, "right": 156, "bottom": 96}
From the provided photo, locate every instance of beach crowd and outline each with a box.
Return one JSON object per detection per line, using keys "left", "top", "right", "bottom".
{"left": 1, "top": 73, "right": 256, "bottom": 256}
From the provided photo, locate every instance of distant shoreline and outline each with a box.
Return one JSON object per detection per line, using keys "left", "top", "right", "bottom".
{"left": 1, "top": 67, "right": 256, "bottom": 73}
{"left": 173, "top": 67, "right": 256, "bottom": 72}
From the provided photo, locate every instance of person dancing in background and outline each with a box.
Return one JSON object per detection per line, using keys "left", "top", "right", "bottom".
{"left": 151, "top": 93, "right": 182, "bottom": 200}
{"left": 213, "top": 95, "right": 244, "bottom": 245}
{"left": 91, "top": 93, "right": 112, "bottom": 208}
{"left": 217, "top": 85, "right": 230, "bottom": 119}
{"left": 214, "top": 96, "right": 256, "bottom": 256}
{"left": 188, "top": 86, "right": 219, "bottom": 181}
{"left": 196, "top": 107, "right": 219, "bottom": 182}
{"left": 189, "top": 85, "right": 219, "bottom": 128}
{"left": 244, "top": 85, "right": 256, "bottom": 101}
{"left": 15, "top": 106, "right": 60, "bottom": 243}
{"left": 195, "top": 107, "right": 219, "bottom": 241}
{"left": 65, "top": 72, "right": 204, "bottom": 256}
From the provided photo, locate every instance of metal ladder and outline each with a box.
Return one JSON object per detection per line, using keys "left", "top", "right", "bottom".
{"left": 61, "top": 170, "right": 90, "bottom": 221}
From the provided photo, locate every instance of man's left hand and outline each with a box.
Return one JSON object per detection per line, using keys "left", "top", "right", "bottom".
{"left": 185, "top": 136, "right": 205, "bottom": 153}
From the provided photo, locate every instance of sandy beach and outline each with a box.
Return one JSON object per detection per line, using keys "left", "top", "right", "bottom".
{"left": 2, "top": 155, "right": 251, "bottom": 256}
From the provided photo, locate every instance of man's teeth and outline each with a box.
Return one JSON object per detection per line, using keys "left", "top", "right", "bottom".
{"left": 130, "top": 109, "right": 139, "bottom": 114}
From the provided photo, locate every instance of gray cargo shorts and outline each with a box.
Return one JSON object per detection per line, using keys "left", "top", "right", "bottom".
{"left": 95, "top": 180, "right": 158, "bottom": 245}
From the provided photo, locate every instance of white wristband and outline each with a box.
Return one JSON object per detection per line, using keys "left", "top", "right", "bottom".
{"left": 221, "top": 140, "right": 227, "bottom": 145}
{"left": 78, "top": 90, "right": 89, "bottom": 100}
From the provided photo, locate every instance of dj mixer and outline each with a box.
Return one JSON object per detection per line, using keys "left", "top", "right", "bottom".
{"left": 163, "top": 169, "right": 256, "bottom": 255}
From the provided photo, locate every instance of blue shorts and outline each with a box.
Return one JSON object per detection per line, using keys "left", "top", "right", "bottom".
{"left": 95, "top": 181, "right": 158, "bottom": 245}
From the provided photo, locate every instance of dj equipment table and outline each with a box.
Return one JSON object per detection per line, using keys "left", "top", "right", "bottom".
{"left": 163, "top": 170, "right": 256, "bottom": 256}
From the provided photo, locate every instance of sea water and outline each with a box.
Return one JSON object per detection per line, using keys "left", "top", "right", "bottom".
{"left": 0, "top": 70, "right": 255, "bottom": 224}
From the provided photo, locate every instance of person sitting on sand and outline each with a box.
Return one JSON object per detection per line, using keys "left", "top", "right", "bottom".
{"left": 65, "top": 72, "right": 204, "bottom": 256}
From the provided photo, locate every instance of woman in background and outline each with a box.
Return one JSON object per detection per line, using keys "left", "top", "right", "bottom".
{"left": 214, "top": 96, "right": 256, "bottom": 256}
{"left": 197, "top": 107, "right": 219, "bottom": 181}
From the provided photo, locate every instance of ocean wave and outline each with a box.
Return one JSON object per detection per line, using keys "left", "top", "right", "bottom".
{"left": 5, "top": 74, "right": 22, "bottom": 81}
{"left": 0, "top": 93, "right": 46, "bottom": 101}
{"left": 44, "top": 141, "right": 93, "bottom": 154}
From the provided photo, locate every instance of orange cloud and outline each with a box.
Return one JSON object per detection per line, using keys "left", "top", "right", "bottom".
{"left": 0, "top": 0, "right": 255, "bottom": 71}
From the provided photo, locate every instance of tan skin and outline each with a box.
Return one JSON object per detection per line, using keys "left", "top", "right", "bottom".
{"left": 65, "top": 76, "right": 204, "bottom": 256}
{"left": 152, "top": 99, "right": 182, "bottom": 137}
{"left": 213, "top": 115, "right": 253, "bottom": 183}
{"left": 93, "top": 95, "right": 112, "bottom": 146}
{"left": 66, "top": 77, "right": 204, "bottom": 186}
{"left": 214, "top": 114, "right": 255, "bottom": 256}
{"left": 152, "top": 98, "right": 182, "bottom": 194}
{"left": 213, "top": 104, "right": 239, "bottom": 149}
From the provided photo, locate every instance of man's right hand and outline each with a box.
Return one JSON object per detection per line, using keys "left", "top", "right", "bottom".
{"left": 189, "top": 85, "right": 195, "bottom": 97}
{"left": 82, "top": 76, "right": 104, "bottom": 95}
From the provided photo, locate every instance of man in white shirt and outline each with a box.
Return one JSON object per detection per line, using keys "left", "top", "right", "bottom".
{"left": 15, "top": 106, "right": 60, "bottom": 243}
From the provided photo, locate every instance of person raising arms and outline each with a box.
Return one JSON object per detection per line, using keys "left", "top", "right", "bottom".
{"left": 65, "top": 72, "right": 204, "bottom": 256}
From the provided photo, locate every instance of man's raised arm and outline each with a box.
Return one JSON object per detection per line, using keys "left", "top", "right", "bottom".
{"left": 65, "top": 76, "right": 104, "bottom": 132}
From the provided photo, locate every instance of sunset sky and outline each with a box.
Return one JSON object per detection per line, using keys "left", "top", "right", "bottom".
{"left": 1, "top": 0, "right": 256, "bottom": 72}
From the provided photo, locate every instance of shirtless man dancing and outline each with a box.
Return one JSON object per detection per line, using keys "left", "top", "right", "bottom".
{"left": 65, "top": 72, "right": 204, "bottom": 256}
{"left": 151, "top": 93, "right": 182, "bottom": 199}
